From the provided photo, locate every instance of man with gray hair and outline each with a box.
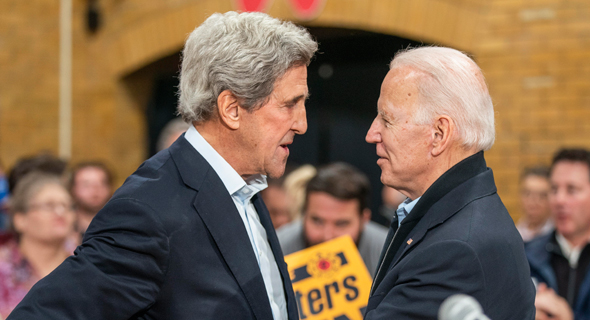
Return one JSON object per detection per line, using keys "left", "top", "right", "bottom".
{"left": 9, "top": 11, "right": 317, "bottom": 320}
{"left": 364, "top": 47, "right": 535, "bottom": 319}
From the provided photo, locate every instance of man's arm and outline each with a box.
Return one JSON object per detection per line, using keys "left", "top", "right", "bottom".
{"left": 8, "top": 198, "right": 170, "bottom": 320}
{"left": 365, "top": 240, "right": 484, "bottom": 320}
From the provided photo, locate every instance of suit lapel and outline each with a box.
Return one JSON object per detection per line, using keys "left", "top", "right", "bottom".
{"left": 370, "top": 152, "right": 491, "bottom": 295}
{"left": 170, "top": 137, "right": 273, "bottom": 320}
{"left": 193, "top": 171, "right": 273, "bottom": 320}
{"left": 253, "top": 194, "right": 299, "bottom": 320}
{"left": 392, "top": 168, "right": 499, "bottom": 269}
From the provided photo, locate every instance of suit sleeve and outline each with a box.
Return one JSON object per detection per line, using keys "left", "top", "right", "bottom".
{"left": 365, "top": 240, "right": 485, "bottom": 320}
{"left": 7, "top": 198, "right": 170, "bottom": 320}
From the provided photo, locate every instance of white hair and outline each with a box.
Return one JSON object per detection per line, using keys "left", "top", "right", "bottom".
{"left": 390, "top": 46, "right": 495, "bottom": 151}
{"left": 157, "top": 118, "right": 190, "bottom": 152}
{"left": 178, "top": 11, "right": 318, "bottom": 123}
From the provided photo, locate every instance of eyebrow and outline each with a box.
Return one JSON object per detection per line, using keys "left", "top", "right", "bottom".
{"left": 283, "top": 93, "right": 309, "bottom": 107}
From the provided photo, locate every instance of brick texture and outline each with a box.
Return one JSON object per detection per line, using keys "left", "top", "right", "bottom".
{"left": 1, "top": 0, "right": 589, "bottom": 221}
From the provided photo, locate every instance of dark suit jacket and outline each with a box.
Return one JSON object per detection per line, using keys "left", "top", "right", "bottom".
{"left": 8, "top": 136, "right": 298, "bottom": 320}
{"left": 364, "top": 152, "right": 536, "bottom": 320}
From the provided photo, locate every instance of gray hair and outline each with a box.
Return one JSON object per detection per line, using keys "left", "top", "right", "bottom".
{"left": 390, "top": 46, "right": 495, "bottom": 151}
{"left": 178, "top": 11, "right": 318, "bottom": 123}
{"left": 10, "top": 172, "right": 66, "bottom": 214}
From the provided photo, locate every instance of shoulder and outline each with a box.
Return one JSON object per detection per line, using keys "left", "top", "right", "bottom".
{"left": 112, "top": 150, "right": 180, "bottom": 201}
{"left": 362, "top": 221, "right": 388, "bottom": 244}
{"left": 524, "top": 232, "right": 553, "bottom": 261}
{"left": 277, "top": 220, "right": 305, "bottom": 255}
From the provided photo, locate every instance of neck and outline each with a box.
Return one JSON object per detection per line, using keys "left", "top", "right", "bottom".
{"left": 19, "top": 236, "right": 69, "bottom": 278}
{"left": 194, "top": 120, "right": 251, "bottom": 179}
{"left": 407, "top": 146, "right": 478, "bottom": 199}
{"left": 563, "top": 232, "right": 590, "bottom": 249}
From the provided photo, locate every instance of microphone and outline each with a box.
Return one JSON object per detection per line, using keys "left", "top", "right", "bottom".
{"left": 438, "top": 294, "right": 490, "bottom": 320}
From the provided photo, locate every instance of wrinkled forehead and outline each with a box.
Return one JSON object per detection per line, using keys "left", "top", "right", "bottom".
{"left": 378, "top": 68, "right": 422, "bottom": 112}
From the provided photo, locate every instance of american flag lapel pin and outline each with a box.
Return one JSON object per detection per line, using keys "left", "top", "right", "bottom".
{"left": 407, "top": 238, "right": 413, "bottom": 245}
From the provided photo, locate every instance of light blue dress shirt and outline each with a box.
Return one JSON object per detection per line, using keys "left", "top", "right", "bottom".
{"left": 395, "top": 196, "right": 421, "bottom": 227}
{"left": 184, "top": 125, "right": 287, "bottom": 320}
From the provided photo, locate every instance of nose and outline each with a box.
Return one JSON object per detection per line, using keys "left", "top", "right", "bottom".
{"left": 550, "top": 188, "right": 566, "bottom": 207}
{"left": 365, "top": 117, "right": 381, "bottom": 144}
{"left": 292, "top": 103, "right": 308, "bottom": 135}
{"left": 323, "top": 225, "right": 336, "bottom": 242}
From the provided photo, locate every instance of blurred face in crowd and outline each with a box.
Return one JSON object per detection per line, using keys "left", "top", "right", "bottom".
{"left": 14, "top": 183, "right": 75, "bottom": 243}
{"left": 382, "top": 185, "right": 407, "bottom": 209}
{"left": 239, "top": 65, "right": 308, "bottom": 178}
{"left": 72, "top": 167, "right": 111, "bottom": 213}
{"left": 365, "top": 68, "right": 433, "bottom": 199}
{"left": 303, "top": 191, "right": 370, "bottom": 246}
{"left": 549, "top": 161, "right": 590, "bottom": 244}
{"left": 520, "top": 175, "right": 551, "bottom": 225}
{"left": 262, "top": 185, "right": 293, "bottom": 229}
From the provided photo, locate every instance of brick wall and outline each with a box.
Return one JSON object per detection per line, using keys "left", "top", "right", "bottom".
{"left": 2, "top": 0, "right": 589, "bottom": 220}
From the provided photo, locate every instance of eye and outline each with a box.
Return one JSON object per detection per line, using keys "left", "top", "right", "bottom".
{"left": 335, "top": 221, "right": 350, "bottom": 228}
{"left": 567, "top": 186, "right": 578, "bottom": 195}
{"left": 310, "top": 216, "right": 323, "bottom": 226}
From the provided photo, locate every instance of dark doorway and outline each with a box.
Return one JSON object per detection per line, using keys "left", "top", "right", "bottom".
{"left": 288, "top": 27, "right": 424, "bottom": 225}
{"left": 143, "top": 27, "right": 424, "bottom": 226}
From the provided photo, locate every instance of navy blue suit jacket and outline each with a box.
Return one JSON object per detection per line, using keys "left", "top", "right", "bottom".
{"left": 365, "top": 152, "right": 536, "bottom": 320}
{"left": 8, "top": 136, "right": 298, "bottom": 320}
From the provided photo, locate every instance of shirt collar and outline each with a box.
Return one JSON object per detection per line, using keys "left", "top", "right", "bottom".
{"left": 400, "top": 196, "right": 420, "bottom": 214}
{"left": 555, "top": 232, "right": 589, "bottom": 268}
{"left": 395, "top": 196, "right": 421, "bottom": 226}
{"left": 184, "top": 125, "right": 267, "bottom": 196}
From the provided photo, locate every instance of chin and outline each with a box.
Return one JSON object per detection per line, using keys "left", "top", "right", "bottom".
{"left": 266, "top": 161, "right": 287, "bottom": 178}
{"left": 267, "top": 169, "right": 286, "bottom": 179}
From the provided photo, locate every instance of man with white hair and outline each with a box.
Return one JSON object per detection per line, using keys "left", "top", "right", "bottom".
{"left": 364, "top": 47, "right": 535, "bottom": 319}
{"left": 9, "top": 12, "right": 317, "bottom": 320}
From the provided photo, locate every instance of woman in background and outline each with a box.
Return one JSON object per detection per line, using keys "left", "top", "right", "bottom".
{"left": 0, "top": 172, "right": 75, "bottom": 318}
{"left": 516, "top": 166, "right": 554, "bottom": 242}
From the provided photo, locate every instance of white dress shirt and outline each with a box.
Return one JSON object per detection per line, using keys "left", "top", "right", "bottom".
{"left": 184, "top": 125, "right": 287, "bottom": 320}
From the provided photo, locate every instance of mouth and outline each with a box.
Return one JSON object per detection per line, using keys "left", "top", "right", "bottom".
{"left": 376, "top": 152, "right": 388, "bottom": 162}
{"left": 280, "top": 142, "right": 292, "bottom": 153}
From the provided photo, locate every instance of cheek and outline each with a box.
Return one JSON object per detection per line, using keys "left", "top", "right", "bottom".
{"left": 303, "top": 221, "right": 321, "bottom": 239}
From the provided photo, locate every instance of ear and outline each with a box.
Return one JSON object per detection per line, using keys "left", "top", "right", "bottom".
{"left": 361, "top": 208, "right": 371, "bottom": 224}
{"left": 216, "top": 90, "right": 241, "bottom": 130}
{"left": 431, "top": 115, "right": 454, "bottom": 157}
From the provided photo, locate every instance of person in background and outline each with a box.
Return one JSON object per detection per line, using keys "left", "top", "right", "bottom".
{"left": 379, "top": 185, "right": 406, "bottom": 222}
{"left": 277, "top": 162, "right": 388, "bottom": 276}
{"left": 526, "top": 148, "right": 590, "bottom": 320}
{"left": 283, "top": 164, "right": 316, "bottom": 221}
{"left": 0, "top": 162, "right": 9, "bottom": 231}
{"left": 261, "top": 175, "right": 294, "bottom": 229}
{"left": 7, "top": 154, "right": 68, "bottom": 193}
{"left": 364, "top": 46, "right": 534, "bottom": 319}
{"left": 0, "top": 173, "right": 75, "bottom": 318}
{"left": 69, "top": 162, "right": 113, "bottom": 236}
{"left": 156, "top": 117, "right": 191, "bottom": 152}
{"left": 4, "top": 154, "right": 69, "bottom": 235}
{"left": 517, "top": 166, "right": 553, "bottom": 242}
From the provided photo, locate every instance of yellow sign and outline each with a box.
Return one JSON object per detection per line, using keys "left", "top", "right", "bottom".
{"left": 284, "top": 236, "right": 372, "bottom": 320}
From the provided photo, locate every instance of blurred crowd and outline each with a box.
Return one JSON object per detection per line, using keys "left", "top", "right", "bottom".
{"left": 0, "top": 154, "right": 113, "bottom": 318}
{"left": 0, "top": 115, "right": 589, "bottom": 319}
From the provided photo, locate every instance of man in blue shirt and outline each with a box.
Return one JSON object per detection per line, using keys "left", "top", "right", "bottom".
{"left": 364, "top": 46, "right": 535, "bottom": 319}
